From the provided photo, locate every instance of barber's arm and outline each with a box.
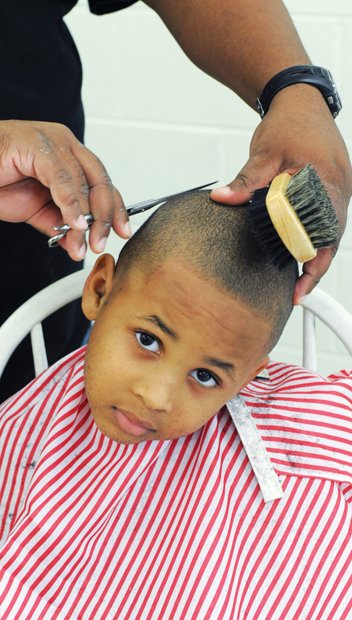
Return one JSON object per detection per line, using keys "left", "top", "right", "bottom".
{"left": 145, "top": 0, "right": 352, "bottom": 302}
{"left": 0, "top": 120, "right": 131, "bottom": 261}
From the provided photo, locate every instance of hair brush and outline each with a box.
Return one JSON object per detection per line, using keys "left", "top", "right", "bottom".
{"left": 247, "top": 164, "right": 339, "bottom": 268}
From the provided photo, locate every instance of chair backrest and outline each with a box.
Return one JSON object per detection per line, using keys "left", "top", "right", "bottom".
{"left": 0, "top": 271, "right": 351, "bottom": 378}
{"left": 0, "top": 268, "right": 91, "bottom": 378}
{"left": 300, "top": 288, "right": 352, "bottom": 370}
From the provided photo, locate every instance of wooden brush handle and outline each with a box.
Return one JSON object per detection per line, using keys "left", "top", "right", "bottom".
{"left": 266, "top": 173, "right": 316, "bottom": 263}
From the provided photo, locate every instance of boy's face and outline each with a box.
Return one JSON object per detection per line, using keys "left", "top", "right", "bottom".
{"left": 82, "top": 254, "right": 271, "bottom": 444}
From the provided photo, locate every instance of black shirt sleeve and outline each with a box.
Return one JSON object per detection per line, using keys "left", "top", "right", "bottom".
{"left": 88, "top": 0, "right": 138, "bottom": 15}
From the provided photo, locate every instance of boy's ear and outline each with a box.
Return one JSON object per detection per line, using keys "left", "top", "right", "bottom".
{"left": 240, "top": 356, "right": 270, "bottom": 390}
{"left": 81, "top": 254, "right": 116, "bottom": 321}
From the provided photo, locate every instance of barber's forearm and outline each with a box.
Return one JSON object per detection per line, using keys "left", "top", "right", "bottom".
{"left": 144, "top": 0, "right": 310, "bottom": 109}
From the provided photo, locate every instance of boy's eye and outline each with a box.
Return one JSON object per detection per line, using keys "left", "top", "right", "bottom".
{"left": 135, "top": 331, "right": 160, "bottom": 353}
{"left": 190, "top": 368, "right": 218, "bottom": 387}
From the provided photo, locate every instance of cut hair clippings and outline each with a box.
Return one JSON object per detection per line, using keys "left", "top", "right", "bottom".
{"left": 247, "top": 164, "right": 339, "bottom": 268}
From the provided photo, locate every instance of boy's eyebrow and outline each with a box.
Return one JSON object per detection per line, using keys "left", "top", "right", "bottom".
{"left": 141, "top": 314, "right": 235, "bottom": 377}
{"left": 139, "top": 315, "right": 235, "bottom": 376}
{"left": 204, "top": 357, "right": 236, "bottom": 378}
{"left": 142, "top": 315, "right": 178, "bottom": 340}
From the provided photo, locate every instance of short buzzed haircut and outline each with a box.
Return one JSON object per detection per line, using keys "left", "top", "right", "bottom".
{"left": 117, "top": 190, "right": 298, "bottom": 352}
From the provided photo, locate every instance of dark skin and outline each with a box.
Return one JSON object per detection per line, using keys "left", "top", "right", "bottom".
{"left": 0, "top": 121, "right": 131, "bottom": 261}
{"left": 0, "top": 0, "right": 351, "bottom": 301}
{"left": 145, "top": 0, "right": 352, "bottom": 302}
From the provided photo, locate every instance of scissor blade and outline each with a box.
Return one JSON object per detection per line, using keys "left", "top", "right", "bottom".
{"left": 126, "top": 180, "right": 217, "bottom": 215}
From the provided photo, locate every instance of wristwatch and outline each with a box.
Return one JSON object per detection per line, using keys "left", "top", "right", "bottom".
{"left": 256, "top": 65, "right": 342, "bottom": 119}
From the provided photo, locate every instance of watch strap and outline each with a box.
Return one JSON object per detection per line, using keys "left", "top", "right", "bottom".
{"left": 256, "top": 65, "right": 342, "bottom": 119}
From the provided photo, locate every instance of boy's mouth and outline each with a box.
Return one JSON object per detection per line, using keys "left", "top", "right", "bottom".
{"left": 112, "top": 407, "right": 157, "bottom": 437}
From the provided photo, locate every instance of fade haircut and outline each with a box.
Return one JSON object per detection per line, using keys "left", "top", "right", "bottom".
{"left": 117, "top": 190, "right": 298, "bottom": 352}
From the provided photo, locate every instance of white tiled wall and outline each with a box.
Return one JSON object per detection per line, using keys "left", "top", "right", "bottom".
{"left": 66, "top": 0, "right": 352, "bottom": 375}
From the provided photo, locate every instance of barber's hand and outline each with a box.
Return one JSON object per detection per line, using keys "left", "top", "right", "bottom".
{"left": 211, "top": 85, "right": 352, "bottom": 304}
{"left": 0, "top": 120, "right": 131, "bottom": 260}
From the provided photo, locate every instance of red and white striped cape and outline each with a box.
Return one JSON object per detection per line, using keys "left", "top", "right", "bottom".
{"left": 0, "top": 347, "right": 351, "bottom": 619}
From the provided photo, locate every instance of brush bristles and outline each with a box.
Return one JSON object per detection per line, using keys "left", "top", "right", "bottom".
{"left": 247, "top": 164, "right": 339, "bottom": 268}
{"left": 286, "top": 164, "right": 339, "bottom": 248}
{"left": 247, "top": 188, "right": 293, "bottom": 269}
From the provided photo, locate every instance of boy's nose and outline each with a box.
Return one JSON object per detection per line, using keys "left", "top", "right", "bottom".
{"left": 133, "top": 378, "right": 173, "bottom": 414}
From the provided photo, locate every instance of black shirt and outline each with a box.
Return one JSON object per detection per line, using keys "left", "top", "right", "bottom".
{"left": 0, "top": 0, "right": 136, "bottom": 400}
{"left": 0, "top": 1, "right": 84, "bottom": 137}
{"left": 0, "top": 0, "right": 137, "bottom": 137}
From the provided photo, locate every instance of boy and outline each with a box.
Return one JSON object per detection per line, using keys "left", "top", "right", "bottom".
{"left": 0, "top": 192, "right": 351, "bottom": 619}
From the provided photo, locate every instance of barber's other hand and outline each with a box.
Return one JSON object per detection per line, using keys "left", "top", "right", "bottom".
{"left": 211, "top": 85, "right": 352, "bottom": 304}
{"left": 0, "top": 120, "right": 131, "bottom": 260}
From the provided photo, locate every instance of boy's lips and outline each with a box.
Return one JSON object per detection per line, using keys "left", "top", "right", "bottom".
{"left": 112, "top": 407, "right": 157, "bottom": 437}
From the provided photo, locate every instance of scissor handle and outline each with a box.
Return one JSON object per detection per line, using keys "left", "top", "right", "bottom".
{"left": 54, "top": 213, "right": 94, "bottom": 232}
{"left": 48, "top": 214, "right": 94, "bottom": 247}
{"left": 48, "top": 232, "right": 66, "bottom": 248}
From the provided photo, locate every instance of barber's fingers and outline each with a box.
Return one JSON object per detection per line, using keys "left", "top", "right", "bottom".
{"left": 293, "top": 247, "right": 336, "bottom": 305}
{"left": 211, "top": 151, "right": 283, "bottom": 205}
{"left": 32, "top": 137, "right": 108, "bottom": 232}
{"left": 25, "top": 198, "right": 66, "bottom": 240}
{"left": 39, "top": 136, "right": 132, "bottom": 255}
{"left": 24, "top": 198, "right": 87, "bottom": 261}
{"left": 20, "top": 123, "right": 131, "bottom": 256}
{"left": 68, "top": 142, "right": 131, "bottom": 254}
{"left": 0, "top": 178, "right": 51, "bottom": 223}
{"left": 19, "top": 125, "right": 89, "bottom": 229}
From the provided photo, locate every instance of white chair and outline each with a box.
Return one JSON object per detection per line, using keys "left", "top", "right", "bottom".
{"left": 0, "top": 271, "right": 351, "bottom": 377}
{"left": 0, "top": 268, "right": 91, "bottom": 378}
{"left": 301, "top": 288, "right": 352, "bottom": 370}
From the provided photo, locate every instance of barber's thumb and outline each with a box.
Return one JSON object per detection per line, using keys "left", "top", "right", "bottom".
{"left": 211, "top": 156, "right": 277, "bottom": 206}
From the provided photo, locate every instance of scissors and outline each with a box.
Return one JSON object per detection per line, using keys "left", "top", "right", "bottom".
{"left": 48, "top": 180, "right": 217, "bottom": 248}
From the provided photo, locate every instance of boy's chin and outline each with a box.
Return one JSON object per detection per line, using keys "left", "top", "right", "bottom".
{"left": 94, "top": 421, "right": 190, "bottom": 445}
{"left": 90, "top": 405, "right": 212, "bottom": 444}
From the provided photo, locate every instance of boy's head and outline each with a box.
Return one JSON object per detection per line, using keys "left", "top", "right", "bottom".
{"left": 82, "top": 191, "right": 298, "bottom": 444}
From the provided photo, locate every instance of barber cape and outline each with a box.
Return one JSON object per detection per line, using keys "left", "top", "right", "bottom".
{"left": 0, "top": 347, "right": 351, "bottom": 619}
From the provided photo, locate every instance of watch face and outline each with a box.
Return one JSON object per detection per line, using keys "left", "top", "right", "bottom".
{"left": 256, "top": 97, "right": 265, "bottom": 118}
{"left": 332, "top": 84, "right": 342, "bottom": 117}
{"left": 328, "top": 86, "right": 342, "bottom": 118}
{"left": 320, "top": 69, "right": 342, "bottom": 117}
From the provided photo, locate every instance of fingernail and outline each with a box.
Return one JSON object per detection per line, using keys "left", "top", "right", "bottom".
{"left": 212, "top": 185, "right": 232, "bottom": 196}
{"left": 123, "top": 221, "right": 132, "bottom": 238}
{"left": 77, "top": 215, "right": 88, "bottom": 230}
{"left": 96, "top": 237, "right": 107, "bottom": 253}
{"left": 77, "top": 243, "right": 86, "bottom": 260}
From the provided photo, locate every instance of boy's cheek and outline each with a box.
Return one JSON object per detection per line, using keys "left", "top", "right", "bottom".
{"left": 84, "top": 344, "right": 239, "bottom": 441}
{"left": 162, "top": 400, "right": 225, "bottom": 439}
